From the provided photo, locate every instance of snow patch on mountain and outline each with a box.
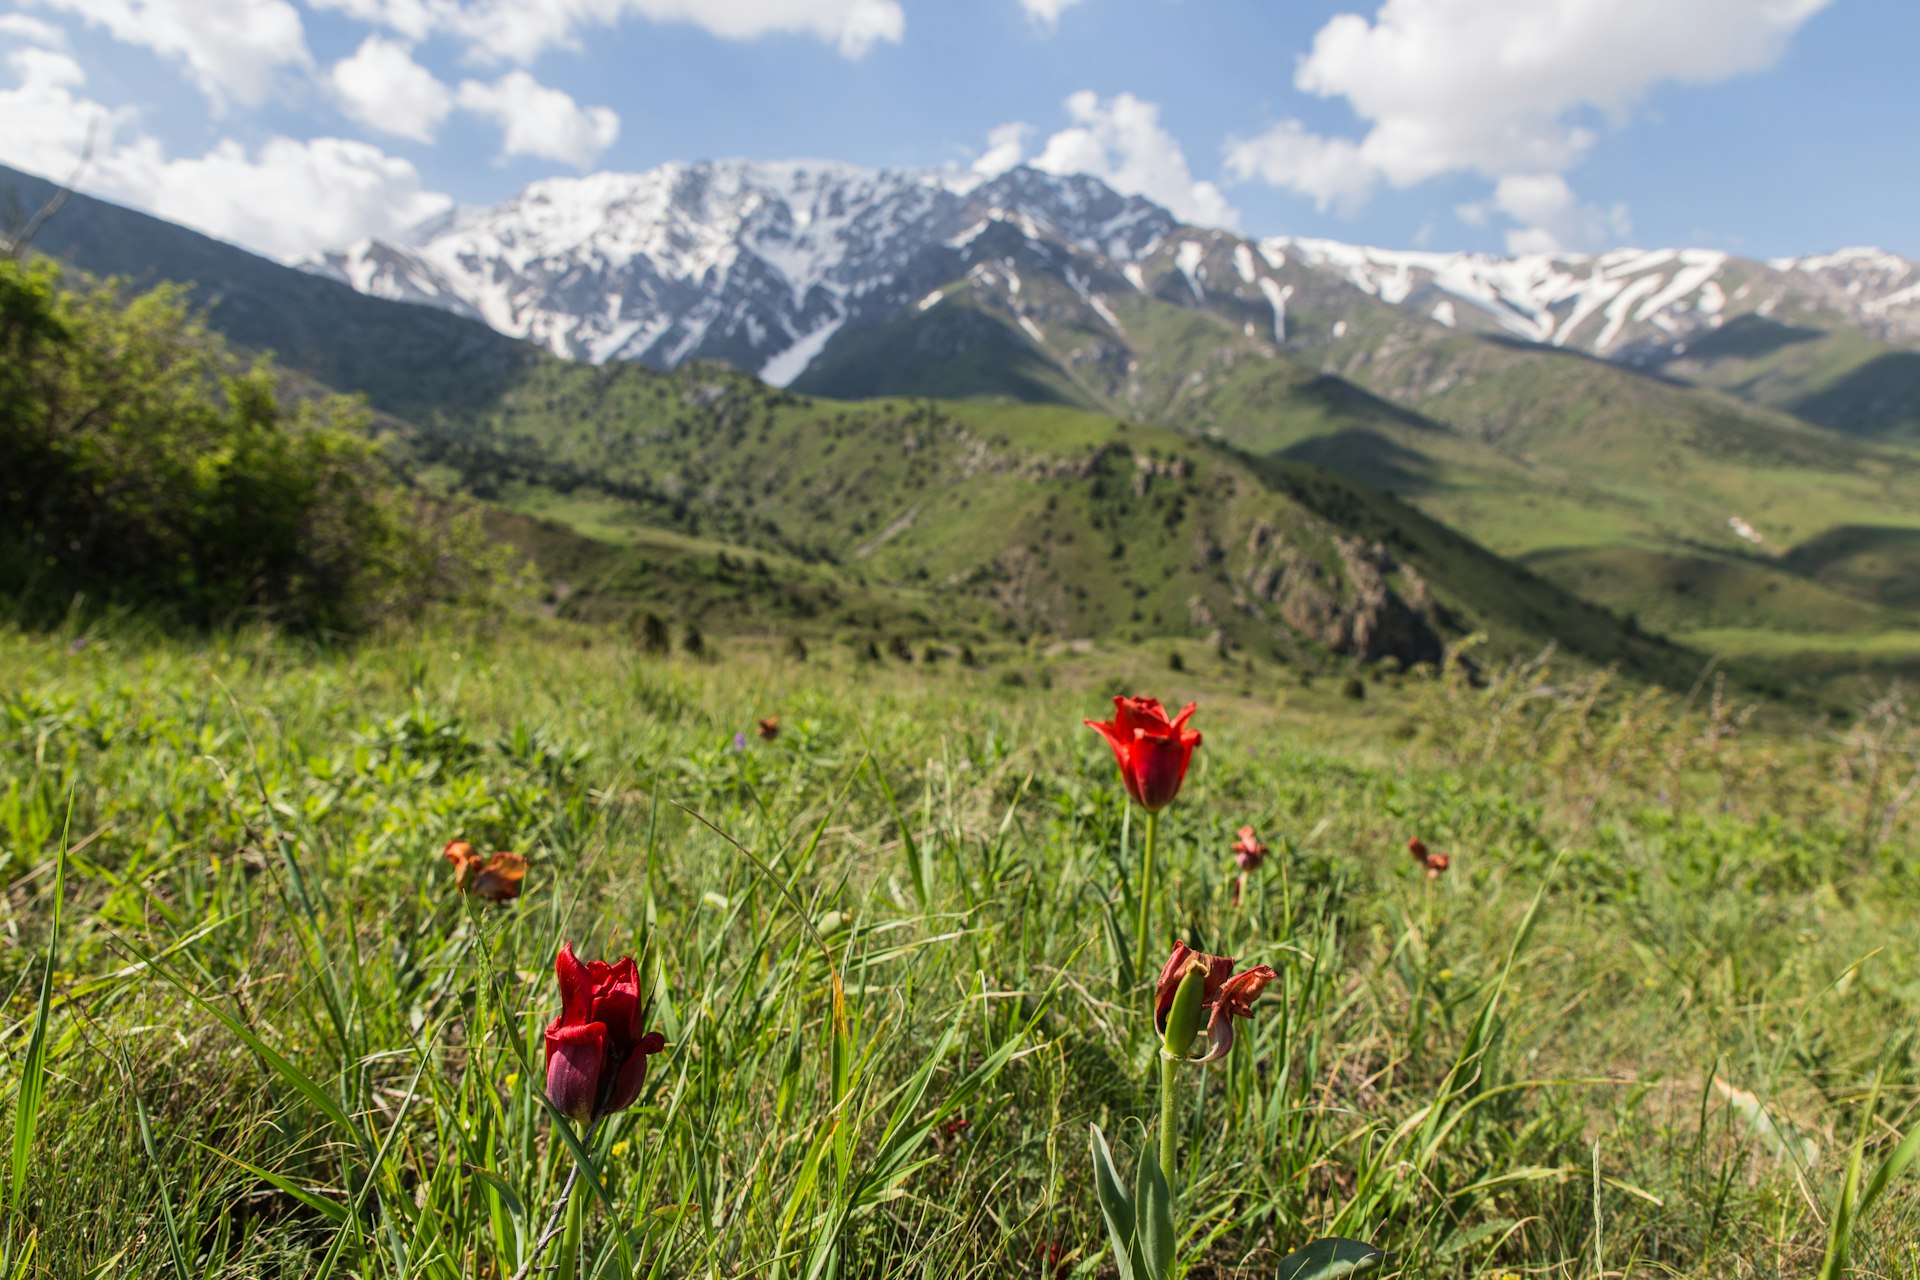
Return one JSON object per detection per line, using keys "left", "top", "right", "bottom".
{"left": 761, "top": 315, "right": 846, "bottom": 387}
{"left": 1257, "top": 277, "right": 1292, "bottom": 344}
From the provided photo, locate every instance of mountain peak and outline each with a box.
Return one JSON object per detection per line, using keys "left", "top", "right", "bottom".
{"left": 300, "top": 156, "right": 1920, "bottom": 382}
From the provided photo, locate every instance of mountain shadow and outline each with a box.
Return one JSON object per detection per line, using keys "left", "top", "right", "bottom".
{"left": 1789, "top": 351, "right": 1920, "bottom": 440}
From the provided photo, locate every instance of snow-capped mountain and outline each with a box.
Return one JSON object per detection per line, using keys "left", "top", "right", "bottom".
{"left": 304, "top": 159, "right": 1920, "bottom": 387}
{"left": 1268, "top": 239, "right": 1920, "bottom": 359}
{"left": 302, "top": 160, "right": 1176, "bottom": 383}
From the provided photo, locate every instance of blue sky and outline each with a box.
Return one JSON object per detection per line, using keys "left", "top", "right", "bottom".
{"left": 0, "top": 0, "right": 1909, "bottom": 263}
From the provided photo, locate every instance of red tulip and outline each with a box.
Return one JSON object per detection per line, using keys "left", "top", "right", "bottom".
{"left": 1230, "top": 825, "right": 1269, "bottom": 872}
{"left": 1084, "top": 696, "right": 1201, "bottom": 812}
{"left": 544, "top": 942, "right": 667, "bottom": 1125}
{"left": 1153, "top": 940, "right": 1278, "bottom": 1063}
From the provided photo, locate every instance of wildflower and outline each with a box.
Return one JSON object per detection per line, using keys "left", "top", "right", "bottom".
{"left": 544, "top": 942, "right": 668, "bottom": 1125}
{"left": 731, "top": 730, "right": 748, "bottom": 752}
{"left": 934, "top": 1114, "right": 972, "bottom": 1155}
{"left": 1083, "top": 696, "right": 1201, "bottom": 812}
{"left": 1154, "top": 940, "right": 1278, "bottom": 1064}
{"left": 1035, "top": 1243, "right": 1070, "bottom": 1279}
{"left": 443, "top": 840, "right": 528, "bottom": 902}
{"left": 755, "top": 716, "right": 780, "bottom": 741}
{"left": 1407, "top": 836, "right": 1450, "bottom": 879}
{"left": 1230, "top": 825, "right": 1269, "bottom": 872}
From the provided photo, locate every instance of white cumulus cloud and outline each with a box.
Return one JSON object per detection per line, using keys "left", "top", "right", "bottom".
{"left": 971, "top": 122, "right": 1031, "bottom": 178}
{"left": 0, "top": 44, "right": 132, "bottom": 183}
{"left": 1222, "top": 118, "right": 1374, "bottom": 214}
{"left": 0, "top": 47, "right": 449, "bottom": 260}
{"left": 457, "top": 71, "right": 620, "bottom": 168}
{"left": 1032, "top": 91, "right": 1238, "bottom": 230}
{"left": 1490, "top": 174, "right": 1630, "bottom": 254}
{"left": 29, "top": 0, "right": 310, "bottom": 105}
{"left": 120, "top": 135, "right": 452, "bottom": 260}
{"left": 0, "top": 14, "right": 71, "bottom": 47}
{"left": 1227, "top": 0, "right": 1832, "bottom": 247}
{"left": 1019, "top": 0, "right": 1088, "bottom": 30}
{"left": 309, "top": 0, "right": 904, "bottom": 64}
{"left": 328, "top": 36, "right": 452, "bottom": 143}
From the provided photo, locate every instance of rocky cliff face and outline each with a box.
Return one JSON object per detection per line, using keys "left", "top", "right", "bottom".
{"left": 1238, "top": 521, "right": 1446, "bottom": 666}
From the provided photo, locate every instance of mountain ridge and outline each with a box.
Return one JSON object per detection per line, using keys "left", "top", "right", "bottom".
{"left": 297, "top": 158, "right": 1920, "bottom": 396}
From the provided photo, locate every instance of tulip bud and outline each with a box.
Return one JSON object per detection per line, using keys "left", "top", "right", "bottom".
{"left": 1160, "top": 962, "right": 1208, "bottom": 1059}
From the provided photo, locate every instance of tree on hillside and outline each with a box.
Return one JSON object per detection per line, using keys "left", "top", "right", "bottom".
{"left": 0, "top": 258, "right": 497, "bottom": 631}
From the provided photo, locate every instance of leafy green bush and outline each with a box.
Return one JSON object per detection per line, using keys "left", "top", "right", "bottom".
{"left": 0, "top": 258, "right": 495, "bottom": 631}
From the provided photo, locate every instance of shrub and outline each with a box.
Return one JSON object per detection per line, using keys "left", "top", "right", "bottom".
{"left": 0, "top": 260, "right": 495, "bottom": 631}
{"left": 1341, "top": 674, "right": 1366, "bottom": 700}
{"left": 636, "top": 612, "right": 671, "bottom": 654}
{"left": 784, "top": 634, "right": 809, "bottom": 662}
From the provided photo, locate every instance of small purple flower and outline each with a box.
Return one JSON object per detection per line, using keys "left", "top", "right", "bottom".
{"left": 732, "top": 731, "right": 748, "bottom": 752}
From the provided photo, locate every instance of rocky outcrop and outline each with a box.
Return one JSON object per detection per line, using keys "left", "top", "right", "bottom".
{"left": 1240, "top": 530, "right": 1445, "bottom": 666}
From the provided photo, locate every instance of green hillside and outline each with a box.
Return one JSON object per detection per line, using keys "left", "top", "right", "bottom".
{"left": 1649, "top": 311, "right": 1920, "bottom": 442}
{"left": 435, "top": 356, "right": 1695, "bottom": 679}
{"left": 3, "top": 168, "right": 1695, "bottom": 685}
{"left": 794, "top": 289, "right": 1094, "bottom": 406}
{"left": 798, "top": 267, "right": 1920, "bottom": 682}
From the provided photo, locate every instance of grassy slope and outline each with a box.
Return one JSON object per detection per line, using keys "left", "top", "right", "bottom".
{"left": 1649, "top": 310, "right": 1920, "bottom": 442}
{"left": 439, "top": 354, "right": 1698, "bottom": 681}
{"left": 5, "top": 622, "right": 1917, "bottom": 1277}
{"left": 808, "top": 277, "right": 1920, "bottom": 673}
{"left": 793, "top": 290, "right": 1098, "bottom": 407}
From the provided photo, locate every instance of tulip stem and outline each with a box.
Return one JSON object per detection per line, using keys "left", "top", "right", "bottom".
{"left": 514, "top": 1118, "right": 600, "bottom": 1280}
{"left": 1159, "top": 1049, "right": 1180, "bottom": 1201}
{"left": 1135, "top": 809, "right": 1159, "bottom": 983}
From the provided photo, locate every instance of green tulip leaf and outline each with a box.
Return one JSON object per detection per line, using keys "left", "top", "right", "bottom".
{"left": 1089, "top": 1124, "right": 1139, "bottom": 1280}
{"left": 1274, "top": 1237, "right": 1391, "bottom": 1280}
{"left": 1134, "top": 1132, "right": 1176, "bottom": 1280}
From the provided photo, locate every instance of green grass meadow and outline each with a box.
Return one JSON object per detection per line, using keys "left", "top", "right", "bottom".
{"left": 3, "top": 621, "right": 1917, "bottom": 1278}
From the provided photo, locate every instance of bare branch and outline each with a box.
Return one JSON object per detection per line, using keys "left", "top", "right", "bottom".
{"left": 4, "top": 118, "right": 99, "bottom": 261}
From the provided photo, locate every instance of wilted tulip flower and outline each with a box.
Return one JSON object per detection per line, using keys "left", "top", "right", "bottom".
{"left": 544, "top": 942, "right": 668, "bottom": 1125}
{"left": 1084, "top": 696, "right": 1201, "bottom": 812}
{"left": 443, "top": 840, "right": 528, "bottom": 902}
{"left": 755, "top": 716, "right": 780, "bottom": 740}
{"left": 1407, "top": 837, "right": 1450, "bottom": 879}
{"left": 1230, "top": 826, "right": 1269, "bottom": 871}
{"left": 1154, "top": 940, "right": 1279, "bottom": 1064}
